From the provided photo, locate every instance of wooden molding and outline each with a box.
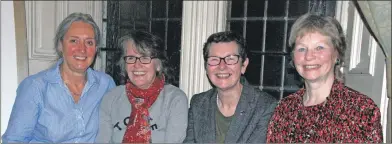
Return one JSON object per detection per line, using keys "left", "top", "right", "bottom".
{"left": 25, "top": 1, "right": 102, "bottom": 61}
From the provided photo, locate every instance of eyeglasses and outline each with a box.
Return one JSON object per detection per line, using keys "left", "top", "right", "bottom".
{"left": 206, "top": 55, "right": 240, "bottom": 66}
{"left": 123, "top": 56, "right": 157, "bottom": 64}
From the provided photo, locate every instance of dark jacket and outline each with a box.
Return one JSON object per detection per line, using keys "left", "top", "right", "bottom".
{"left": 183, "top": 78, "right": 278, "bottom": 143}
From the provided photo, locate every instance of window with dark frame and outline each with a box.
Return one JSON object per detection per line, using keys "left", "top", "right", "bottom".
{"left": 104, "top": 0, "right": 336, "bottom": 99}
{"left": 227, "top": 0, "right": 336, "bottom": 99}
{"left": 104, "top": 0, "right": 183, "bottom": 86}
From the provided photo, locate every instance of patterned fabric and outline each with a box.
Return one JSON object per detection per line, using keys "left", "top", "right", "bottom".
{"left": 266, "top": 79, "right": 383, "bottom": 143}
{"left": 122, "top": 76, "right": 165, "bottom": 143}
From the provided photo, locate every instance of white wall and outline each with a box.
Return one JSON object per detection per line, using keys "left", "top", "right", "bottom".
{"left": 1, "top": 1, "right": 18, "bottom": 135}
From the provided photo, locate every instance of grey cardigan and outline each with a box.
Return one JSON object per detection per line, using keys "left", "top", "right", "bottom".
{"left": 183, "top": 79, "right": 278, "bottom": 143}
{"left": 96, "top": 84, "right": 188, "bottom": 143}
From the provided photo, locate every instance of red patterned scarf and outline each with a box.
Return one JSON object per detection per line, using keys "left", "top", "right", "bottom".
{"left": 122, "top": 76, "right": 165, "bottom": 143}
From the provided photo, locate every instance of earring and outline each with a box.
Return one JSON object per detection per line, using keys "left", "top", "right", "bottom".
{"left": 289, "top": 60, "right": 295, "bottom": 68}
{"left": 335, "top": 59, "right": 341, "bottom": 65}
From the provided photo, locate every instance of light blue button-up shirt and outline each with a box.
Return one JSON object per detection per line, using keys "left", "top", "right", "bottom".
{"left": 2, "top": 59, "right": 116, "bottom": 143}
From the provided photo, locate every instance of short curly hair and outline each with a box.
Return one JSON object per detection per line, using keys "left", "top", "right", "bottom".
{"left": 203, "top": 31, "right": 248, "bottom": 64}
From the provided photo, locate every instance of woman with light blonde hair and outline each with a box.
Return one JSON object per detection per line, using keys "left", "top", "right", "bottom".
{"left": 266, "top": 13, "right": 383, "bottom": 143}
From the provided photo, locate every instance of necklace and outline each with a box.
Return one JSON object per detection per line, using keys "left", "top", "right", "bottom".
{"left": 216, "top": 94, "right": 221, "bottom": 107}
{"left": 303, "top": 92, "right": 328, "bottom": 107}
{"left": 216, "top": 85, "right": 243, "bottom": 108}
{"left": 64, "top": 81, "right": 85, "bottom": 96}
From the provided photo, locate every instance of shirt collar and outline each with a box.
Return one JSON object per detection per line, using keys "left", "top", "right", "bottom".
{"left": 44, "top": 58, "right": 98, "bottom": 84}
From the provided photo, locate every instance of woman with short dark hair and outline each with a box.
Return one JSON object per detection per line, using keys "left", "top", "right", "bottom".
{"left": 183, "top": 31, "right": 278, "bottom": 143}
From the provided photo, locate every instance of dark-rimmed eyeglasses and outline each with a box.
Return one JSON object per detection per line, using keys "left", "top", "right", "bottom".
{"left": 123, "top": 56, "right": 157, "bottom": 64}
{"left": 206, "top": 55, "right": 240, "bottom": 66}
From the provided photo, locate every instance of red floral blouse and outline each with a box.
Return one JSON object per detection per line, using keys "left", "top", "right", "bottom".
{"left": 266, "top": 79, "right": 383, "bottom": 143}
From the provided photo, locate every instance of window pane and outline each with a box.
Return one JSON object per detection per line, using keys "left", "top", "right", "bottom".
{"left": 283, "top": 91, "right": 294, "bottom": 98}
{"left": 151, "top": 21, "right": 165, "bottom": 43}
{"left": 167, "top": 21, "right": 182, "bottom": 86}
{"left": 284, "top": 55, "right": 302, "bottom": 93}
{"left": 286, "top": 20, "right": 295, "bottom": 52}
{"left": 267, "top": 0, "right": 287, "bottom": 17}
{"left": 288, "top": 1, "right": 309, "bottom": 17}
{"left": 152, "top": 0, "right": 166, "bottom": 18}
{"left": 246, "top": 21, "right": 264, "bottom": 52}
{"left": 119, "top": 28, "right": 132, "bottom": 38}
{"left": 167, "top": 21, "right": 182, "bottom": 52}
{"left": 119, "top": 19, "right": 133, "bottom": 29}
{"left": 230, "top": 0, "right": 245, "bottom": 17}
{"left": 120, "top": 1, "right": 150, "bottom": 20}
{"left": 119, "top": 1, "right": 132, "bottom": 20}
{"left": 265, "top": 21, "right": 285, "bottom": 52}
{"left": 264, "top": 89, "right": 280, "bottom": 100}
{"left": 247, "top": 0, "right": 265, "bottom": 17}
{"left": 244, "top": 53, "right": 262, "bottom": 85}
{"left": 229, "top": 21, "right": 244, "bottom": 36}
{"left": 263, "top": 55, "right": 282, "bottom": 87}
{"left": 120, "top": 21, "right": 149, "bottom": 32}
{"left": 134, "top": 21, "right": 149, "bottom": 31}
{"left": 168, "top": 0, "right": 183, "bottom": 18}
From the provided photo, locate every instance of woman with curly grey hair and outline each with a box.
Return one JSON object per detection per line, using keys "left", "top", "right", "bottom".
{"left": 96, "top": 30, "right": 188, "bottom": 143}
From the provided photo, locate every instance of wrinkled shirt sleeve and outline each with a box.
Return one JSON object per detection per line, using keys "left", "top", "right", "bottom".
{"left": 96, "top": 77, "right": 116, "bottom": 143}
{"left": 2, "top": 79, "right": 41, "bottom": 143}
{"left": 108, "top": 78, "right": 116, "bottom": 90}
